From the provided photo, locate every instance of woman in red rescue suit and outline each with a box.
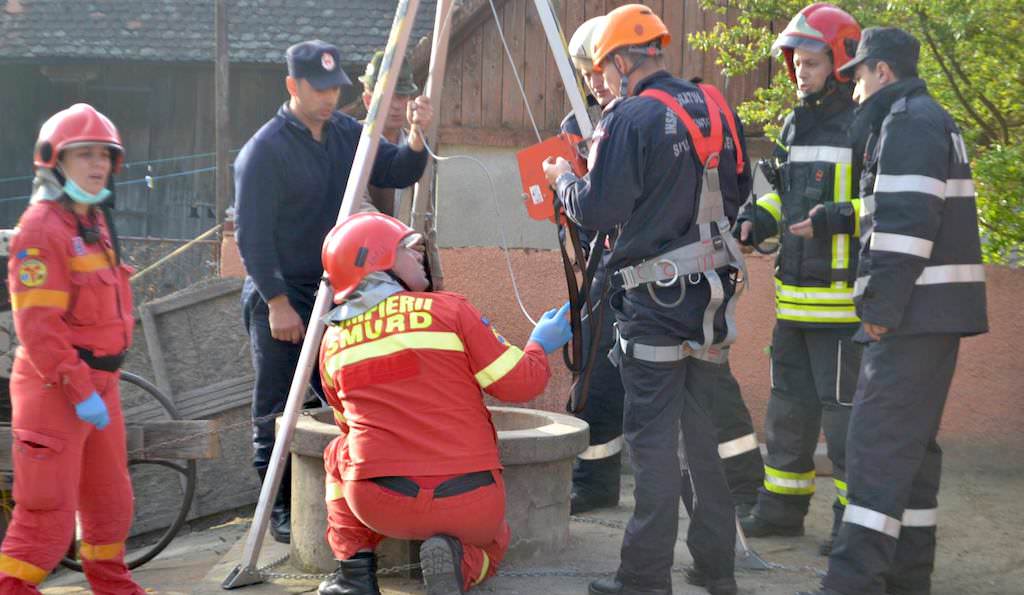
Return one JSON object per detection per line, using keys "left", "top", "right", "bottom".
{"left": 315, "top": 212, "right": 572, "bottom": 595}
{"left": 0, "top": 104, "right": 142, "bottom": 594}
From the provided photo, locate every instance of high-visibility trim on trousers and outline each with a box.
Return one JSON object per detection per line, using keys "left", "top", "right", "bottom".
{"left": 833, "top": 478, "right": 848, "bottom": 506}
{"left": 0, "top": 553, "right": 48, "bottom": 585}
{"left": 79, "top": 540, "right": 125, "bottom": 561}
{"left": 844, "top": 504, "right": 901, "bottom": 538}
{"left": 764, "top": 466, "right": 815, "bottom": 495}
{"left": 326, "top": 478, "right": 345, "bottom": 502}
{"left": 717, "top": 433, "right": 758, "bottom": 459}
{"left": 901, "top": 508, "right": 938, "bottom": 527}
{"left": 578, "top": 435, "right": 624, "bottom": 460}
{"left": 473, "top": 552, "right": 491, "bottom": 586}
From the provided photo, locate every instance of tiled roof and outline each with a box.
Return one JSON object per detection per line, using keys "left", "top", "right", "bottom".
{"left": 0, "top": 0, "right": 437, "bottom": 65}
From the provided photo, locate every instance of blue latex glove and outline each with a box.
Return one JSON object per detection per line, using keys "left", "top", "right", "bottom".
{"left": 529, "top": 302, "right": 573, "bottom": 354}
{"left": 75, "top": 392, "right": 110, "bottom": 430}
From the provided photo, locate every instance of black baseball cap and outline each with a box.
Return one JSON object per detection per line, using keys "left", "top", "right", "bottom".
{"left": 839, "top": 27, "right": 920, "bottom": 78}
{"left": 286, "top": 40, "right": 352, "bottom": 90}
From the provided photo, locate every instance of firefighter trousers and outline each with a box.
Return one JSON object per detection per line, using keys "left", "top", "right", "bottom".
{"left": 687, "top": 358, "right": 764, "bottom": 509}
{"left": 324, "top": 440, "right": 508, "bottom": 591}
{"left": 753, "top": 325, "right": 860, "bottom": 530}
{"left": 241, "top": 279, "right": 324, "bottom": 496}
{"left": 824, "top": 333, "right": 959, "bottom": 595}
{"left": 614, "top": 338, "right": 736, "bottom": 587}
{"left": 571, "top": 265, "right": 625, "bottom": 502}
{"left": 0, "top": 358, "right": 142, "bottom": 594}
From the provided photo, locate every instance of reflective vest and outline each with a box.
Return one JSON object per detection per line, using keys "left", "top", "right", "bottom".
{"left": 760, "top": 93, "right": 862, "bottom": 327}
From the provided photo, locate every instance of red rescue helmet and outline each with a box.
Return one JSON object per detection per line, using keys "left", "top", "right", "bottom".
{"left": 34, "top": 103, "right": 125, "bottom": 173}
{"left": 322, "top": 212, "right": 419, "bottom": 303}
{"left": 772, "top": 3, "right": 861, "bottom": 84}
{"left": 591, "top": 4, "right": 671, "bottom": 74}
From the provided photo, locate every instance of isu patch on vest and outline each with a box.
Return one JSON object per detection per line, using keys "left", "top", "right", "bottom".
{"left": 482, "top": 316, "right": 507, "bottom": 344}
{"left": 18, "top": 258, "right": 47, "bottom": 287}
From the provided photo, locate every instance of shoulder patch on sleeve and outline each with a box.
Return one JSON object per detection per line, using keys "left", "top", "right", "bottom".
{"left": 17, "top": 258, "right": 47, "bottom": 287}
{"left": 15, "top": 248, "right": 39, "bottom": 260}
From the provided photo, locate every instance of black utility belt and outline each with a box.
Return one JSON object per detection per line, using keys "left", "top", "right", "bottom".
{"left": 75, "top": 347, "right": 126, "bottom": 372}
{"left": 370, "top": 470, "right": 495, "bottom": 499}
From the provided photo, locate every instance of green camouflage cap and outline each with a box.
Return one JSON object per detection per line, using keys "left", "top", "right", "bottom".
{"left": 359, "top": 50, "right": 419, "bottom": 95}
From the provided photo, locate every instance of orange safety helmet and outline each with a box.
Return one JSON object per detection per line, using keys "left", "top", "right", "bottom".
{"left": 772, "top": 3, "right": 861, "bottom": 84}
{"left": 34, "top": 103, "right": 125, "bottom": 172}
{"left": 321, "top": 212, "right": 419, "bottom": 303}
{"left": 590, "top": 3, "right": 671, "bottom": 74}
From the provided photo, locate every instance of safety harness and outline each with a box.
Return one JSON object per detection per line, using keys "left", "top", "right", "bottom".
{"left": 614, "top": 85, "right": 748, "bottom": 363}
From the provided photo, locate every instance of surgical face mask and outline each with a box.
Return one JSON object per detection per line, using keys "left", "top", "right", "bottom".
{"left": 63, "top": 177, "right": 111, "bottom": 205}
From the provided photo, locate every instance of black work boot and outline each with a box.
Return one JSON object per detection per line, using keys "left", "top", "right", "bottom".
{"left": 571, "top": 454, "right": 621, "bottom": 514}
{"left": 256, "top": 467, "right": 291, "bottom": 544}
{"left": 684, "top": 565, "right": 740, "bottom": 595}
{"left": 318, "top": 553, "right": 380, "bottom": 595}
{"left": 588, "top": 575, "right": 670, "bottom": 595}
{"left": 740, "top": 514, "right": 804, "bottom": 537}
{"left": 419, "top": 535, "right": 465, "bottom": 594}
{"left": 820, "top": 505, "right": 843, "bottom": 556}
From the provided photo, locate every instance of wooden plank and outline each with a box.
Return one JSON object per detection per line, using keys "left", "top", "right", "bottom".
{"left": 0, "top": 421, "right": 220, "bottom": 469}
{"left": 523, "top": 0, "right": 548, "bottom": 135}
{"left": 145, "top": 276, "right": 242, "bottom": 315}
{"left": 663, "top": 0, "right": 685, "bottom": 77}
{"left": 460, "top": 14, "right": 484, "bottom": 128}
{"left": 583, "top": 0, "right": 605, "bottom": 20}
{"left": 480, "top": 4, "right": 504, "bottom": 133}
{"left": 683, "top": 0, "right": 704, "bottom": 80}
{"left": 542, "top": 0, "right": 567, "bottom": 130}
{"left": 439, "top": 125, "right": 559, "bottom": 147}
{"left": 441, "top": 45, "right": 464, "bottom": 127}
{"left": 140, "top": 305, "right": 174, "bottom": 400}
{"left": 500, "top": 0, "right": 526, "bottom": 129}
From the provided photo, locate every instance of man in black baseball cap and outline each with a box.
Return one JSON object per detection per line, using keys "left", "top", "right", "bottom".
{"left": 233, "top": 37, "right": 432, "bottom": 545}
{"left": 800, "top": 24, "right": 990, "bottom": 595}
{"left": 287, "top": 39, "right": 352, "bottom": 90}
{"left": 837, "top": 26, "right": 919, "bottom": 103}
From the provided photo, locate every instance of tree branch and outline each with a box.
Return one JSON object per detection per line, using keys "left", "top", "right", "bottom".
{"left": 916, "top": 10, "right": 1000, "bottom": 145}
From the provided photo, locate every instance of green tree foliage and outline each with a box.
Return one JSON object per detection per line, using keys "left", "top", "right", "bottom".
{"left": 691, "top": 0, "right": 1024, "bottom": 263}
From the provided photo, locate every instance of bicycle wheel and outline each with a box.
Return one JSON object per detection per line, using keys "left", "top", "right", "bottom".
{"left": 60, "top": 371, "right": 197, "bottom": 571}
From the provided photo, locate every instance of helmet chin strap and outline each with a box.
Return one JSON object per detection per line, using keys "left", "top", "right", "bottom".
{"left": 386, "top": 269, "right": 412, "bottom": 292}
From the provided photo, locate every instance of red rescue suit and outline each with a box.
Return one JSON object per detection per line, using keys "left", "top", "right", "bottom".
{"left": 0, "top": 200, "right": 141, "bottom": 594}
{"left": 318, "top": 291, "right": 550, "bottom": 591}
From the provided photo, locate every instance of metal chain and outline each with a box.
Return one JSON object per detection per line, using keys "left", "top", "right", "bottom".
{"left": 570, "top": 515, "right": 626, "bottom": 530}
{"left": 257, "top": 553, "right": 422, "bottom": 581}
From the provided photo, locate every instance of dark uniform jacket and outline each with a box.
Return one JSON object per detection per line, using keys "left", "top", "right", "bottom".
{"left": 234, "top": 104, "right": 428, "bottom": 304}
{"left": 556, "top": 71, "right": 751, "bottom": 340}
{"left": 739, "top": 87, "right": 863, "bottom": 328}
{"left": 852, "top": 78, "right": 987, "bottom": 337}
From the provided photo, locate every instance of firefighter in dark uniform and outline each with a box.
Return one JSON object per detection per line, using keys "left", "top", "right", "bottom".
{"left": 801, "top": 27, "right": 988, "bottom": 595}
{"left": 564, "top": 16, "right": 764, "bottom": 518}
{"left": 233, "top": 40, "right": 430, "bottom": 544}
{"left": 735, "top": 3, "right": 863, "bottom": 556}
{"left": 544, "top": 6, "right": 751, "bottom": 594}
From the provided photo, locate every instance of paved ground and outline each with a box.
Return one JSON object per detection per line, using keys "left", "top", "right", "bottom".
{"left": 41, "top": 436, "right": 1023, "bottom": 594}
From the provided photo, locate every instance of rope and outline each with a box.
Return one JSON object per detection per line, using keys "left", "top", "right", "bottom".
{"left": 0, "top": 165, "right": 227, "bottom": 204}
{"left": 129, "top": 224, "right": 222, "bottom": 283}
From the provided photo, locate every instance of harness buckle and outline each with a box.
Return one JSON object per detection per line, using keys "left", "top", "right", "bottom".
{"left": 654, "top": 258, "right": 680, "bottom": 287}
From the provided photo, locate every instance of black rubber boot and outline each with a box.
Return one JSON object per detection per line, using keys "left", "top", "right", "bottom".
{"left": 588, "top": 577, "right": 671, "bottom": 595}
{"left": 683, "top": 565, "right": 740, "bottom": 595}
{"left": 820, "top": 504, "right": 844, "bottom": 556}
{"left": 420, "top": 535, "right": 465, "bottom": 594}
{"left": 739, "top": 514, "right": 804, "bottom": 537}
{"left": 571, "top": 454, "right": 621, "bottom": 514}
{"left": 256, "top": 467, "right": 291, "bottom": 544}
{"left": 317, "top": 553, "right": 381, "bottom": 595}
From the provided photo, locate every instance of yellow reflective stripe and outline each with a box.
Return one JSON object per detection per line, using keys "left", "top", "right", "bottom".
{"left": 326, "top": 331, "right": 465, "bottom": 374}
{"left": 0, "top": 553, "right": 48, "bottom": 584}
{"left": 831, "top": 163, "right": 852, "bottom": 289}
{"left": 325, "top": 479, "right": 345, "bottom": 502}
{"left": 334, "top": 409, "right": 347, "bottom": 425}
{"left": 69, "top": 250, "right": 116, "bottom": 273}
{"left": 851, "top": 198, "right": 862, "bottom": 237}
{"left": 776, "top": 303, "right": 859, "bottom": 323}
{"left": 774, "top": 280, "right": 855, "bottom": 304}
{"left": 756, "top": 192, "right": 782, "bottom": 223}
{"left": 473, "top": 551, "right": 491, "bottom": 585}
{"left": 475, "top": 346, "right": 526, "bottom": 389}
{"left": 764, "top": 466, "right": 816, "bottom": 496}
{"left": 11, "top": 288, "right": 70, "bottom": 311}
{"left": 79, "top": 541, "right": 124, "bottom": 561}
{"left": 834, "top": 478, "right": 849, "bottom": 506}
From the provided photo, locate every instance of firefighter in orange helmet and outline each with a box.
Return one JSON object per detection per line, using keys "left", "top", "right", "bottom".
{"left": 0, "top": 104, "right": 142, "bottom": 593}
{"left": 315, "top": 213, "right": 571, "bottom": 595}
